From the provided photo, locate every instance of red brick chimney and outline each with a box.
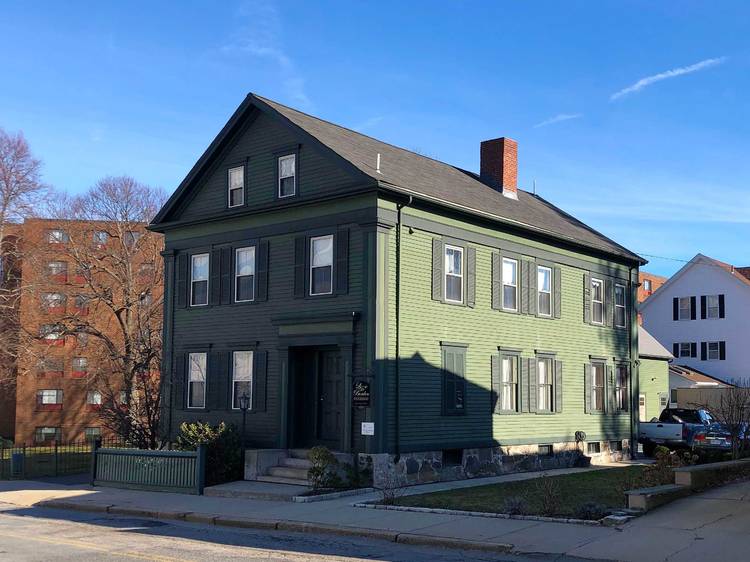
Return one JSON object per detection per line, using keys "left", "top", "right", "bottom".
{"left": 480, "top": 137, "right": 518, "bottom": 199}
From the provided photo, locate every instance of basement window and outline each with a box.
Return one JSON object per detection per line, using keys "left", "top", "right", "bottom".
{"left": 587, "top": 442, "right": 601, "bottom": 455}
{"left": 538, "top": 444, "right": 554, "bottom": 457}
{"left": 442, "top": 449, "right": 463, "bottom": 466}
{"left": 609, "top": 440, "right": 623, "bottom": 452}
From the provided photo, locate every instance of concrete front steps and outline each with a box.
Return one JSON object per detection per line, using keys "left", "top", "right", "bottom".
{"left": 256, "top": 449, "right": 312, "bottom": 486}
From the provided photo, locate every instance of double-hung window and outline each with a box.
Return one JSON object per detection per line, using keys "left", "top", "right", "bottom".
{"left": 187, "top": 352, "right": 206, "bottom": 408}
{"left": 537, "top": 266, "right": 552, "bottom": 316}
{"left": 42, "top": 292, "right": 66, "bottom": 311}
{"left": 124, "top": 231, "right": 141, "bottom": 249}
{"left": 537, "top": 357, "right": 554, "bottom": 412}
{"left": 235, "top": 247, "right": 256, "bottom": 302}
{"left": 591, "top": 362, "right": 605, "bottom": 412}
{"left": 232, "top": 351, "right": 254, "bottom": 409}
{"left": 442, "top": 344, "right": 466, "bottom": 414}
{"left": 310, "top": 235, "right": 333, "bottom": 295}
{"left": 72, "top": 357, "right": 88, "bottom": 374}
{"left": 679, "top": 297, "right": 691, "bottom": 320}
{"left": 500, "top": 354, "right": 518, "bottom": 411}
{"left": 228, "top": 165, "right": 245, "bottom": 207}
{"left": 679, "top": 342, "right": 692, "bottom": 358}
{"left": 615, "top": 365, "right": 628, "bottom": 411}
{"left": 85, "top": 427, "right": 101, "bottom": 441}
{"left": 190, "top": 254, "right": 209, "bottom": 306}
{"left": 614, "top": 284, "right": 626, "bottom": 327}
{"left": 502, "top": 258, "right": 518, "bottom": 311}
{"left": 35, "top": 427, "right": 61, "bottom": 443}
{"left": 707, "top": 341, "right": 720, "bottom": 360}
{"left": 93, "top": 230, "right": 109, "bottom": 247}
{"left": 444, "top": 245, "right": 463, "bottom": 303}
{"left": 47, "top": 229, "right": 69, "bottom": 244}
{"left": 37, "top": 389, "right": 63, "bottom": 406}
{"left": 278, "top": 154, "right": 296, "bottom": 198}
{"left": 48, "top": 261, "right": 68, "bottom": 281}
{"left": 706, "top": 295, "right": 720, "bottom": 319}
{"left": 87, "top": 390, "right": 102, "bottom": 406}
{"left": 591, "top": 278, "right": 604, "bottom": 325}
{"left": 643, "top": 279, "right": 652, "bottom": 292}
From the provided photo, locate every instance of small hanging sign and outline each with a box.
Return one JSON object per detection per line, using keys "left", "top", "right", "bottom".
{"left": 352, "top": 380, "right": 371, "bottom": 408}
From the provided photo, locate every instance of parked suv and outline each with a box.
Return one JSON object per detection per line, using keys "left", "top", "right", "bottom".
{"left": 639, "top": 408, "right": 732, "bottom": 457}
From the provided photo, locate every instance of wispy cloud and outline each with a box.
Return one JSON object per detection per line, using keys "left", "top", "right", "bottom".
{"left": 219, "top": 0, "right": 311, "bottom": 109}
{"left": 352, "top": 116, "right": 384, "bottom": 133}
{"left": 610, "top": 57, "right": 727, "bottom": 101}
{"left": 533, "top": 113, "right": 583, "bottom": 128}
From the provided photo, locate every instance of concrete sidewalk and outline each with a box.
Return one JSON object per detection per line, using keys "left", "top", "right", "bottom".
{"left": 1, "top": 472, "right": 748, "bottom": 561}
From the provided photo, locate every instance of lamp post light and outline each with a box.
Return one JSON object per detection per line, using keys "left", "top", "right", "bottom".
{"left": 239, "top": 392, "right": 250, "bottom": 471}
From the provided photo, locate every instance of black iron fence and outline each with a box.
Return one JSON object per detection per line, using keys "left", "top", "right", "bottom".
{"left": 0, "top": 438, "right": 130, "bottom": 480}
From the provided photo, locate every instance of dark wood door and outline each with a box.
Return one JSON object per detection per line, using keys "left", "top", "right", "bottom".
{"left": 317, "top": 350, "right": 343, "bottom": 448}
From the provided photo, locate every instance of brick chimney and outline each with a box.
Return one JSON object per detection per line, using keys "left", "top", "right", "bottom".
{"left": 480, "top": 137, "right": 518, "bottom": 199}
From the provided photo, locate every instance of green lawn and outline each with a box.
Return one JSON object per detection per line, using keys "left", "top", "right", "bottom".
{"left": 392, "top": 466, "right": 646, "bottom": 519}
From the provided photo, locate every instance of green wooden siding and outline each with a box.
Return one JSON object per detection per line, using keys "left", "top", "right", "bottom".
{"left": 638, "top": 357, "right": 670, "bottom": 422}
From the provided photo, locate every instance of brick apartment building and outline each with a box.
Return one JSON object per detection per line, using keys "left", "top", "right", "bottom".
{"left": 0, "top": 225, "right": 22, "bottom": 441}
{"left": 2, "top": 218, "right": 162, "bottom": 445}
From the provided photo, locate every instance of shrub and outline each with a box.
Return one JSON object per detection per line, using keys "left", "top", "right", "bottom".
{"left": 175, "top": 421, "right": 242, "bottom": 487}
{"left": 534, "top": 474, "right": 562, "bottom": 516}
{"left": 308, "top": 446, "right": 343, "bottom": 490}
{"left": 502, "top": 496, "right": 527, "bottom": 515}
{"left": 575, "top": 501, "right": 608, "bottom": 521}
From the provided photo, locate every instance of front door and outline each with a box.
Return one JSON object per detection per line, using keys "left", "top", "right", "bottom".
{"left": 317, "top": 350, "right": 343, "bottom": 448}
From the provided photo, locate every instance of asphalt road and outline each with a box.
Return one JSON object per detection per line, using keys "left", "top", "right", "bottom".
{"left": 0, "top": 503, "right": 558, "bottom": 562}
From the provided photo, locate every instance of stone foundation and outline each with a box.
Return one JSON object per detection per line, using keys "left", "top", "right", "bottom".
{"left": 364, "top": 439, "right": 631, "bottom": 489}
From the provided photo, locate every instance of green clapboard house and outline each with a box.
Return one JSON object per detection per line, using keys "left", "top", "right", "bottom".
{"left": 149, "top": 94, "right": 646, "bottom": 487}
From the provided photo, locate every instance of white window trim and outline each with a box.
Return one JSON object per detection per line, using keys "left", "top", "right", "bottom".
{"left": 87, "top": 390, "right": 102, "bottom": 405}
{"left": 231, "top": 350, "right": 254, "bottom": 410}
{"left": 187, "top": 353, "right": 207, "bottom": 409}
{"left": 537, "top": 265, "right": 552, "bottom": 317}
{"left": 537, "top": 357, "right": 554, "bottom": 412}
{"left": 679, "top": 296, "right": 691, "bottom": 321}
{"left": 309, "top": 235, "right": 334, "bottom": 296}
{"left": 444, "top": 245, "right": 464, "bottom": 304}
{"left": 502, "top": 257, "right": 518, "bottom": 312}
{"left": 707, "top": 341, "right": 721, "bottom": 361}
{"left": 190, "top": 253, "right": 209, "bottom": 307}
{"left": 234, "top": 246, "right": 256, "bottom": 303}
{"left": 615, "top": 365, "right": 628, "bottom": 411}
{"left": 591, "top": 278, "right": 604, "bottom": 325}
{"left": 228, "top": 165, "right": 245, "bottom": 208}
{"left": 500, "top": 355, "right": 518, "bottom": 412}
{"left": 278, "top": 154, "right": 296, "bottom": 198}
{"left": 679, "top": 342, "right": 692, "bottom": 358}
{"left": 614, "top": 283, "right": 626, "bottom": 328}
{"left": 592, "top": 362, "right": 605, "bottom": 412}
{"left": 706, "top": 295, "right": 720, "bottom": 319}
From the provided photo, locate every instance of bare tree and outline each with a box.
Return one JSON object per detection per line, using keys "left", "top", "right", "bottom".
{"left": 694, "top": 382, "right": 750, "bottom": 460}
{"left": 46, "top": 176, "right": 166, "bottom": 448}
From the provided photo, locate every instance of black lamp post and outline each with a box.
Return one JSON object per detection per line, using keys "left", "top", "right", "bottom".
{"left": 239, "top": 392, "right": 250, "bottom": 470}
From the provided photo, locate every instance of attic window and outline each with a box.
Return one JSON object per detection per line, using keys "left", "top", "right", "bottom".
{"left": 228, "top": 166, "right": 244, "bottom": 208}
{"left": 278, "top": 154, "right": 296, "bottom": 198}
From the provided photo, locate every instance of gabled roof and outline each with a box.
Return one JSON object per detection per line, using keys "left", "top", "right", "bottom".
{"left": 150, "top": 94, "right": 644, "bottom": 264}
{"left": 638, "top": 326, "right": 673, "bottom": 360}
{"left": 670, "top": 364, "right": 733, "bottom": 387}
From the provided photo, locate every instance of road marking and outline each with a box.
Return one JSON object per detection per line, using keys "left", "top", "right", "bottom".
{"left": 0, "top": 530, "right": 185, "bottom": 562}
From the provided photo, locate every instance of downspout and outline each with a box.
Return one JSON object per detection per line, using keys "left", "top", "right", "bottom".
{"left": 394, "top": 195, "right": 412, "bottom": 462}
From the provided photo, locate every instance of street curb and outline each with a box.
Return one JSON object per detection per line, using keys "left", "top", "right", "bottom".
{"left": 292, "top": 487, "right": 376, "bottom": 503}
{"left": 39, "top": 499, "right": 516, "bottom": 554}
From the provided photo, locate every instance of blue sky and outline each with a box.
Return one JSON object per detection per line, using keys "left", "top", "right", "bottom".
{"left": 2, "top": 1, "right": 748, "bottom": 276}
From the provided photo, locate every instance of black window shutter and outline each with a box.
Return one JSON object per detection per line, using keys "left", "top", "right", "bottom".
{"left": 673, "top": 343, "right": 679, "bottom": 357}
{"left": 254, "top": 350, "right": 268, "bottom": 412}
{"left": 491, "top": 253, "right": 502, "bottom": 310}
{"left": 584, "top": 364, "right": 592, "bottom": 414}
{"left": 441, "top": 348, "right": 454, "bottom": 414}
{"left": 491, "top": 354, "right": 500, "bottom": 414}
{"left": 176, "top": 254, "right": 188, "bottom": 308}
{"left": 520, "top": 260, "right": 529, "bottom": 315}
{"left": 673, "top": 297, "right": 679, "bottom": 321}
{"left": 220, "top": 247, "right": 232, "bottom": 305}
{"left": 604, "top": 365, "right": 613, "bottom": 414}
{"left": 605, "top": 278, "right": 614, "bottom": 327}
{"left": 466, "top": 246, "right": 476, "bottom": 308}
{"left": 528, "top": 261, "right": 537, "bottom": 316}
{"left": 583, "top": 273, "right": 591, "bottom": 324}
{"left": 527, "top": 358, "right": 537, "bottom": 413}
{"left": 700, "top": 295, "right": 707, "bottom": 319}
{"left": 173, "top": 353, "right": 186, "bottom": 409}
{"left": 432, "top": 239, "right": 443, "bottom": 302}
{"left": 520, "top": 356, "right": 529, "bottom": 412}
{"left": 690, "top": 296, "right": 697, "bottom": 320}
{"left": 335, "top": 228, "right": 349, "bottom": 295}
{"left": 256, "top": 240, "right": 269, "bottom": 301}
{"left": 206, "top": 351, "right": 223, "bottom": 410}
{"left": 554, "top": 360, "right": 563, "bottom": 413}
{"left": 701, "top": 342, "right": 707, "bottom": 361}
{"left": 209, "top": 250, "right": 221, "bottom": 305}
{"left": 691, "top": 342, "right": 697, "bottom": 358}
{"left": 719, "top": 341, "right": 726, "bottom": 361}
{"left": 293, "top": 236, "right": 306, "bottom": 298}
{"left": 553, "top": 266, "right": 562, "bottom": 319}
{"left": 455, "top": 353, "right": 466, "bottom": 413}
{"left": 719, "top": 294, "right": 725, "bottom": 318}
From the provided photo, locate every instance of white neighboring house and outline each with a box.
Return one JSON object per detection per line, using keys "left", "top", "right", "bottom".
{"left": 640, "top": 254, "right": 750, "bottom": 384}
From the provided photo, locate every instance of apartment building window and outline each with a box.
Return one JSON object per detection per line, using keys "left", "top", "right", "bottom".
{"left": 707, "top": 295, "right": 720, "bottom": 319}
{"left": 235, "top": 246, "right": 256, "bottom": 302}
{"left": 232, "top": 351, "right": 254, "bottom": 409}
{"left": 591, "top": 278, "right": 604, "bottom": 325}
{"left": 47, "top": 229, "right": 69, "bottom": 244}
{"left": 76, "top": 331, "right": 89, "bottom": 347}
{"left": 35, "top": 427, "right": 61, "bottom": 443}
{"left": 441, "top": 343, "right": 467, "bottom": 415}
{"left": 118, "top": 391, "right": 128, "bottom": 405}
{"left": 40, "top": 324, "right": 64, "bottom": 344}
{"left": 187, "top": 352, "right": 206, "bottom": 408}
{"left": 537, "top": 357, "right": 554, "bottom": 412}
{"left": 444, "top": 245, "right": 464, "bottom": 304}
{"left": 42, "top": 292, "right": 66, "bottom": 312}
{"left": 502, "top": 258, "right": 518, "bottom": 311}
{"left": 74, "top": 294, "right": 90, "bottom": 314}
{"left": 72, "top": 357, "right": 88, "bottom": 375}
{"left": 37, "top": 389, "right": 63, "bottom": 411}
{"left": 138, "top": 262, "right": 155, "bottom": 277}
{"left": 138, "top": 292, "right": 152, "bottom": 307}
{"left": 228, "top": 165, "right": 245, "bottom": 207}
{"left": 93, "top": 230, "right": 109, "bottom": 247}
{"left": 123, "top": 231, "right": 141, "bottom": 249}
{"left": 85, "top": 427, "right": 101, "bottom": 441}
{"left": 310, "top": 235, "right": 334, "bottom": 296}
{"left": 537, "top": 266, "right": 552, "bottom": 317}
{"left": 679, "top": 297, "right": 691, "bottom": 320}
{"left": 278, "top": 154, "right": 296, "bottom": 198}
{"left": 38, "top": 357, "right": 64, "bottom": 375}
{"left": 614, "top": 284, "right": 626, "bottom": 327}
{"left": 591, "top": 362, "right": 605, "bottom": 412}
{"left": 87, "top": 390, "right": 102, "bottom": 409}
{"left": 47, "top": 261, "right": 68, "bottom": 282}
{"left": 190, "top": 254, "right": 209, "bottom": 306}
{"left": 615, "top": 364, "right": 628, "bottom": 411}
{"left": 500, "top": 354, "right": 518, "bottom": 412}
